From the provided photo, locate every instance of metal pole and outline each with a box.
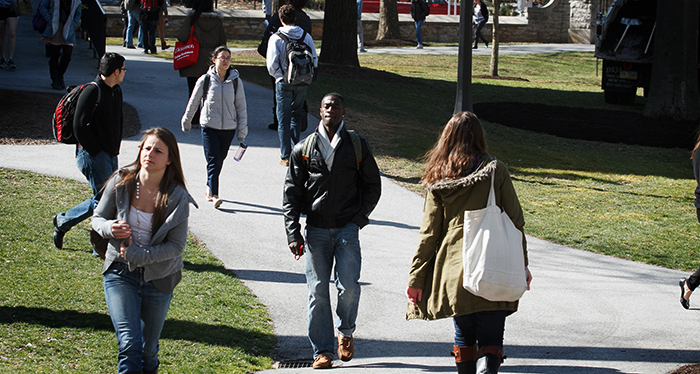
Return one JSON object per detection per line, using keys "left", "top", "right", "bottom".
{"left": 454, "top": 0, "right": 474, "bottom": 114}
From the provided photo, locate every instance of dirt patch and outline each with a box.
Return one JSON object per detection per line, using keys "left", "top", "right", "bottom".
{"left": 0, "top": 89, "right": 141, "bottom": 145}
{"left": 670, "top": 364, "right": 700, "bottom": 374}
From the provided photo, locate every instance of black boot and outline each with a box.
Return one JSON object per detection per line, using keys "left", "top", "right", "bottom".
{"left": 476, "top": 346, "right": 504, "bottom": 374}
{"left": 451, "top": 344, "right": 477, "bottom": 374}
{"left": 143, "top": 362, "right": 159, "bottom": 374}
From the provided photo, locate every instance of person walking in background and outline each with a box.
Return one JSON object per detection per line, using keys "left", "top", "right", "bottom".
{"left": 139, "top": 0, "right": 162, "bottom": 54}
{"left": 125, "top": 0, "right": 143, "bottom": 49}
{"left": 181, "top": 46, "right": 247, "bottom": 209}
{"left": 266, "top": 4, "right": 316, "bottom": 166}
{"left": 357, "top": 0, "right": 366, "bottom": 53}
{"left": 284, "top": 93, "right": 382, "bottom": 369}
{"left": 0, "top": 0, "right": 18, "bottom": 69}
{"left": 93, "top": 127, "right": 197, "bottom": 374}
{"left": 157, "top": 0, "right": 169, "bottom": 50}
{"left": 405, "top": 111, "right": 531, "bottom": 374}
{"left": 259, "top": 0, "right": 311, "bottom": 132}
{"left": 410, "top": 0, "right": 429, "bottom": 49}
{"left": 177, "top": 0, "right": 225, "bottom": 130}
{"left": 52, "top": 53, "right": 126, "bottom": 249}
{"left": 473, "top": 0, "right": 489, "bottom": 49}
{"left": 678, "top": 135, "right": 700, "bottom": 310}
{"left": 39, "top": 0, "right": 81, "bottom": 90}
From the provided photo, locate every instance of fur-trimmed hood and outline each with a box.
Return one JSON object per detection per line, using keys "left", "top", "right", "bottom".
{"left": 426, "top": 157, "right": 497, "bottom": 192}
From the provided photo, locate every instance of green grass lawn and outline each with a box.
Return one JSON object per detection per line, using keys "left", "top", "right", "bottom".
{"left": 0, "top": 169, "right": 276, "bottom": 373}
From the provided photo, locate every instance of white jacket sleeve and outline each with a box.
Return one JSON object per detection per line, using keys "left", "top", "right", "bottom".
{"left": 181, "top": 75, "right": 206, "bottom": 133}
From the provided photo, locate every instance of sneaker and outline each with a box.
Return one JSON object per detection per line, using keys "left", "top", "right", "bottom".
{"left": 337, "top": 335, "right": 354, "bottom": 362}
{"left": 279, "top": 159, "right": 289, "bottom": 166}
{"left": 312, "top": 354, "right": 332, "bottom": 369}
{"left": 212, "top": 196, "right": 222, "bottom": 209}
{"left": 205, "top": 188, "right": 213, "bottom": 202}
{"left": 268, "top": 123, "right": 277, "bottom": 130}
{"left": 53, "top": 214, "right": 65, "bottom": 249}
{"left": 0, "top": 58, "right": 5, "bottom": 69}
{"left": 126, "top": 45, "right": 136, "bottom": 49}
{"left": 359, "top": 48, "right": 367, "bottom": 53}
{"left": 416, "top": 44, "right": 423, "bottom": 49}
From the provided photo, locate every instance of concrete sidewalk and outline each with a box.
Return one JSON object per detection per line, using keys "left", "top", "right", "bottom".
{"left": 0, "top": 17, "right": 697, "bottom": 374}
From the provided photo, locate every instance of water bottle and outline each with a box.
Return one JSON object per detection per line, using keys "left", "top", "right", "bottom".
{"left": 233, "top": 142, "right": 247, "bottom": 162}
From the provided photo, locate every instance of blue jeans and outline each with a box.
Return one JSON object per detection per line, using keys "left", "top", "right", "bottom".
{"left": 127, "top": 9, "right": 144, "bottom": 48}
{"left": 305, "top": 223, "right": 362, "bottom": 357}
{"left": 453, "top": 311, "right": 507, "bottom": 348}
{"left": 55, "top": 148, "right": 118, "bottom": 233}
{"left": 201, "top": 127, "right": 236, "bottom": 196}
{"left": 415, "top": 19, "right": 424, "bottom": 44}
{"left": 104, "top": 262, "right": 173, "bottom": 373}
{"left": 275, "top": 81, "right": 307, "bottom": 160}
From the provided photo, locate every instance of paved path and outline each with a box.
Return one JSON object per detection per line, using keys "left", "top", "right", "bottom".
{"left": 0, "top": 17, "right": 696, "bottom": 374}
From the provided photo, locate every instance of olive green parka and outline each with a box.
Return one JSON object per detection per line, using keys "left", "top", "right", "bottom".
{"left": 406, "top": 156, "right": 528, "bottom": 321}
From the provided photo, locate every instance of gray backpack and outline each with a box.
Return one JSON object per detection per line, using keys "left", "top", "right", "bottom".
{"left": 277, "top": 31, "right": 315, "bottom": 86}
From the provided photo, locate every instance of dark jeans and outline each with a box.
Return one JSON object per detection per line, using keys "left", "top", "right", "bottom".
{"left": 141, "top": 18, "right": 157, "bottom": 53}
{"left": 474, "top": 20, "right": 488, "bottom": 46}
{"left": 47, "top": 44, "right": 73, "bottom": 82}
{"left": 201, "top": 126, "right": 236, "bottom": 196}
{"left": 453, "top": 310, "right": 507, "bottom": 348}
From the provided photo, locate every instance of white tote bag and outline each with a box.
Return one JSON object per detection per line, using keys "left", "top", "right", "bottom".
{"left": 462, "top": 171, "right": 527, "bottom": 302}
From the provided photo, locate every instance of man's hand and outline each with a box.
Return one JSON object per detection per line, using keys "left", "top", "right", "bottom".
{"left": 289, "top": 239, "right": 304, "bottom": 259}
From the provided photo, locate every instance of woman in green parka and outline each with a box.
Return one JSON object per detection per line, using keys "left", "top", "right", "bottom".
{"left": 405, "top": 111, "right": 532, "bottom": 374}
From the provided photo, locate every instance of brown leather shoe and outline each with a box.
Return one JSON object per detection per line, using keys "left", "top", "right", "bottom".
{"left": 337, "top": 335, "right": 354, "bottom": 361}
{"left": 312, "top": 353, "right": 332, "bottom": 369}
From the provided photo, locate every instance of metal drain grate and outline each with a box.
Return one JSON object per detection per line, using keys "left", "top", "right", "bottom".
{"left": 275, "top": 360, "right": 314, "bottom": 369}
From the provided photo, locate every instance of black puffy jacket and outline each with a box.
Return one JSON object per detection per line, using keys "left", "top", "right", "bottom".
{"left": 283, "top": 128, "right": 382, "bottom": 244}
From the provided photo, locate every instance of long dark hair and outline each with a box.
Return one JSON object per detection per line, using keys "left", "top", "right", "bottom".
{"left": 117, "top": 127, "right": 186, "bottom": 233}
{"left": 421, "top": 111, "right": 488, "bottom": 187}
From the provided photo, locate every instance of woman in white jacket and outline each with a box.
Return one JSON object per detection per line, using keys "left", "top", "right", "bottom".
{"left": 181, "top": 45, "right": 248, "bottom": 209}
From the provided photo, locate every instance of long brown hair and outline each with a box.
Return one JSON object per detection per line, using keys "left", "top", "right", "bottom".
{"left": 117, "top": 127, "right": 187, "bottom": 233}
{"left": 421, "top": 111, "right": 488, "bottom": 187}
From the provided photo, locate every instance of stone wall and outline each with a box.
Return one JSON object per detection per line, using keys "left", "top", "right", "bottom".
{"left": 104, "top": 0, "right": 601, "bottom": 44}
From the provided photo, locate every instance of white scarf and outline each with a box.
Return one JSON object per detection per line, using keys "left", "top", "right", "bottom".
{"left": 316, "top": 121, "right": 345, "bottom": 171}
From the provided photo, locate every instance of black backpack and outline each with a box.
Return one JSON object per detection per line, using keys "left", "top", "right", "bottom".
{"left": 277, "top": 31, "right": 315, "bottom": 86}
{"left": 52, "top": 83, "right": 101, "bottom": 144}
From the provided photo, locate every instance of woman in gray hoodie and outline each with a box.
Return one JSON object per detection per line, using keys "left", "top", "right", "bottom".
{"left": 181, "top": 45, "right": 248, "bottom": 209}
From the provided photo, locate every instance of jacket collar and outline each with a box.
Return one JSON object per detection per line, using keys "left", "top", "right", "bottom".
{"left": 426, "top": 157, "right": 497, "bottom": 191}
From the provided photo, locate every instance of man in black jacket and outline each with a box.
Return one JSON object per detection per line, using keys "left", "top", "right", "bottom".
{"left": 283, "top": 93, "right": 381, "bottom": 369}
{"left": 52, "top": 52, "right": 126, "bottom": 249}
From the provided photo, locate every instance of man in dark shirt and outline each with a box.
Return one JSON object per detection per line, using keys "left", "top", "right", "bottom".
{"left": 283, "top": 93, "right": 381, "bottom": 369}
{"left": 52, "top": 52, "right": 127, "bottom": 249}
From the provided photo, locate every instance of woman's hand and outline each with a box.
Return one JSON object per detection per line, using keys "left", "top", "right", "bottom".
{"left": 119, "top": 236, "right": 132, "bottom": 258}
{"left": 111, "top": 220, "right": 132, "bottom": 239}
{"left": 525, "top": 267, "right": 533, "bottom": 290}
{"left": 406, "top": 286, "right": 422, "bottom": 307}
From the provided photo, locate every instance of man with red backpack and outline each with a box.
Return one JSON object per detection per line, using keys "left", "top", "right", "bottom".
{"left": 52, "top": 53, "right": 127, "bottom": 250}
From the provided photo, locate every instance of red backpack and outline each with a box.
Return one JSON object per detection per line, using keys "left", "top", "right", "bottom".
{"left": 52, "top": 83, "right": 100, "bottom": 144}
{"left": 140, "top": 0, "right": 159, "bottom": 13}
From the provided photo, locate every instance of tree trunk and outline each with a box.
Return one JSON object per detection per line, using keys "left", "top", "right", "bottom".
{"left": 377, "top": 0, "right": 401, "bottom": 40}
{"left": 320, "top": 0, "right": 360, "bottom": 66}
{"left": 454, "top": 0, "right": 474, "bottom": 114}
{"left": 489, "top": 0, "right": 499, "bottom": 76}
{"left": 643, "top": 0, "right": 700, "bottom": 120}
{"left": 272, "top": 0, "right": 283, "bottom": 14}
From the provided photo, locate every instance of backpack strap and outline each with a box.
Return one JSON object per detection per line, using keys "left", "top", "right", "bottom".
{"left": 347, "top": 130, "right": 363, "bottom": 170}
{"left": 202, "top": 73, "right": 238, "bottom": 98}
{"left": 301, "top": 130, "right": 363, "bottom": 170}
{"left": 301, "top": 132, "right": 317, "bottom": 169}
{"left": 277, "top": 31, "right": 290, "bottom": 44}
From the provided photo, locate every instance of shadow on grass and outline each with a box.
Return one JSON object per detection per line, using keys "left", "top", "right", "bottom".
{"left": 511, "top": 174, "right": 694, "bottom": 203}
{"left": 0, "top": 306, "right": 274, "bottom": 355}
